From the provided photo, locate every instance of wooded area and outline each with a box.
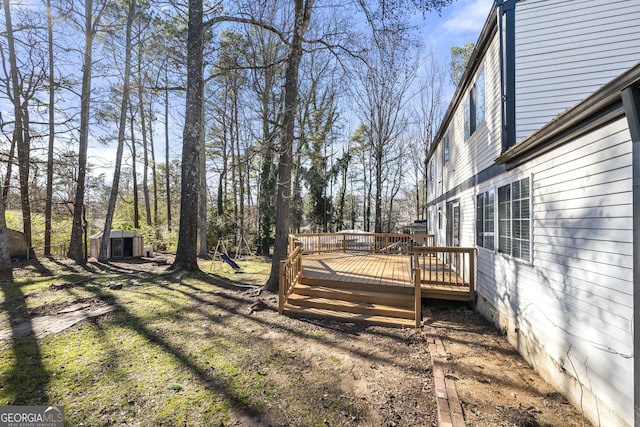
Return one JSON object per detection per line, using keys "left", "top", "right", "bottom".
{"left": 0, "top": 0, "right": 454, "bottom": 283}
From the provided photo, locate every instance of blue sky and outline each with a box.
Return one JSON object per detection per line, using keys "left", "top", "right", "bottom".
{"left": 1, "top": 0, "right": 496, "bottom": 182}
{"left": 423, "top": 0, "right": 494, "bottom": 55}
{"left": 420, "top": 0, "right": 494, "bottom": 95}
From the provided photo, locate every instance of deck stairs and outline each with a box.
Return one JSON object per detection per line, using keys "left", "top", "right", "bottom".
{"left": 283, "top": 277, "right": 418, "bottom": 328}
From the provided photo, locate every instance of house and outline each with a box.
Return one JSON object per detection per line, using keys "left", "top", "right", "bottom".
{"left": 89, "top": 229, "right": 145, "bottom": 259}
{"left": 426, "top": 1, "right": 640, "bottom": 426}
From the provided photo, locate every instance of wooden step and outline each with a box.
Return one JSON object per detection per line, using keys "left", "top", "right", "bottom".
{"left": 283, "top": 305, "right": 416, "bottom": 328}
{"left": 300, "top": 277, "right": 414, "bottom": 295}
{"left": 422, "top": 287, "right": 474, "bottom": 301}
{"left": 292, "top": 283, "right": 414, "bottom": 308}
{"left": 287, "top": 293, "right": 415, "bottom": 319}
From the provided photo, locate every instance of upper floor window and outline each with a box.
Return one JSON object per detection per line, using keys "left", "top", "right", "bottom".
{"left": 429, "top": 159, "right": 435, "bottom": 193}
{"left": 498, "top": 177, "right": 530, "bottom": 262}
{"left": 464, "top": 65, "right": 486, "bottom": 140}
{"left": 442, "top": 130, "right": 450, "bottom": 164}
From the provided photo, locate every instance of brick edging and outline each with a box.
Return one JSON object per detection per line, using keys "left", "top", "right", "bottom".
{"left": 423, "top": 308, "right": 466, "bottom": 427}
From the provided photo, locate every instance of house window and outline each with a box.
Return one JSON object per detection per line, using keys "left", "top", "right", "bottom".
{"left": 476, "top": 190, "right": 494, "bottom": 250}
{"left": 498, "top": 177, "right": 530, "bottom": 261}
{"left": 442, "top": 130, "right": 450, "bottom": 164}
{"left": 464, "top": 65, "right": 486, "bottom": 140}
{"left": 429, "top": 159, "right": 435, "bottom": 193}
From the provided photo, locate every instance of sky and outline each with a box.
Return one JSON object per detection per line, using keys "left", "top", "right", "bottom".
{"left": 421, "top": 0, "right": 495, "bottom": 97}
{"left": 1, "top": 0, "right": 496, "bottom": 182}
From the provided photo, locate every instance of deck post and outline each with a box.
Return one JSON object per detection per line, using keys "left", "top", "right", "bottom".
{"left": 469, "top": 249, "right": 476, "bottom": 301}
{"left": 278, "top": 260, "right": 286, "bottom": 315}
{"left": 296, "top": 241, "right": 303, "bottom": 282}
{"left": 414, "top": 268, "right": 422, "bottom": 328}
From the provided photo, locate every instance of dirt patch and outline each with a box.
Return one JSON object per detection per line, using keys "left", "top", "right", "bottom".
{"left": 426, "top": 302, "right": 591, "bottom": 427}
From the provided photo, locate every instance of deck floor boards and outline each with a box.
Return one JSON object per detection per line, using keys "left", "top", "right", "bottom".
{"left": 302, "top": 252, "right": 413, "bottom": 287}
{"left": 302, "top": 252, "right": 471, "bottom": 298}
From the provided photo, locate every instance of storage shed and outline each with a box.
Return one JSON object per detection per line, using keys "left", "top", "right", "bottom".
{"left": 90, "top": 230, "right": 144, "bottom": 259}
{"left": 8, "top": 229, "right": 30, "bottom": 259}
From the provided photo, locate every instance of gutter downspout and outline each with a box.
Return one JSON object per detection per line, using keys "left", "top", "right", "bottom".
{"left": 621, "top": 84, "right": 640, "bottom": 426}
{"left": 496, "top": 0, "right": 517, "bottom": 153}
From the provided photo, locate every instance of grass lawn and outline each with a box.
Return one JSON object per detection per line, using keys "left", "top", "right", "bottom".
{"left": 0, "top": 256, "right": 435, "bottom": 426}
{"left": 0, "top": 257, "right": 275, "bottom": 426}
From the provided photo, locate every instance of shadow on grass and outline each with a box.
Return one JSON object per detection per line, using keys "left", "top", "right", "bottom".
{"left": 81, "top": 281, "right": 271, "bottom": 425}
{"left": 0, "top": 259, "right": 52, "bottom": 405}
{"left": 160, "top": 272, "right": 426, "bottom": 374}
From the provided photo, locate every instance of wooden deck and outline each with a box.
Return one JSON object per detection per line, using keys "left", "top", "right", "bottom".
{"left": 279, "top": 234, "right": 476, "bottom": 328}
{"left": 302, "top": 252, "right": 413, "bottom": 287}
{"left": 301, "top": 252, "right": 472, "bottom": 300}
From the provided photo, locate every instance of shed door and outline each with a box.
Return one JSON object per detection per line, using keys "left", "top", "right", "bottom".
{"left": 123, "top": 238, "right": 133, "bottom": 257}
{"left": 111, "top": 238, "right": 124, "bottom": 258}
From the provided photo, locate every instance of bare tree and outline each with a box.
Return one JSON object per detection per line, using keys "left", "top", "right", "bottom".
{"left": 98, "top": 0, "right": 135, "bottom": 262}
{"left": 264, "top": 0, "right": 314, "bottom": 291}
{"left": 411, "top": 50, "right": 446, "bottom": 219}
{"left": 68, "top": 0, "right": 108, "bottom": 263}
{"left": 350, "top": 31, "right": 417, "bottom": 233}
{"left": 170, "top": 0, "right": 204, "bottom": 272}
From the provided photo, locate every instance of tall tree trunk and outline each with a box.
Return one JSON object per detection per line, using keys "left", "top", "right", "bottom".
{"left": 1, "top": 0, "right": 19, "bottom": 207}
{"left": 138, "top": 56, "right": 152, "bottom": 227}
{"left": 2, "top": 0, "right": 24, "bottom": 232}
{"left": 44, "top": 0, "right": 55, "bottom": 256}
{"left": 69, "top": 0, "right": 98, "bottom": 263}
{"left": 374, "top": 145, "right": 383, "bottom": 233}
{"left": 130, "top": 104, "right": 140, "bottom": 229}
{"left": 149, "top": 109, "right": 159, "bottom": 231}
{"left": 164, "top": 67, "right": 172, "bottom": 232}
{"left": 0, "top": 194, "right": 10, "bottom": 269}
{"left": 198, "top": 98, "right": 207, "bottom": 258}
{"left": 98, "top": 0, "right": 135, "bottom": 262}
{"left": 2, "top": 130, "right": 15, "bottom": 203}
{"left": 171, "top": 0, "right": 203, "bottom": 272}
{"left": 236, "top": 113, "right": 245, "bottom": 237}
{"left": 265, "top": 0, "right": 313, "bottom": 291}
{"left": 230, "top": 93, "right": 238, "bottom": 231}
{"left": 18, "top": 105, "right": 32, "bottom": 250}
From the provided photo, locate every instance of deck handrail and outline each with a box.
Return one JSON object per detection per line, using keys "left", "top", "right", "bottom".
{"left": 290, "top": 232, "right": 435, "bottom": 255}
{"left": 279, "top": 242, "right": 303, "bottom": 314}
{"left": 414, "top": 246, "right": 476, "bottom": 300}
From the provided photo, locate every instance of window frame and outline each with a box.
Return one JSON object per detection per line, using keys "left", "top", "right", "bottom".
{"left": 498, "top": 177, "right": 531, "bottom": 262}
{"left": 442, "top": 129, "right": 450, "bottom": 165}
{"left": 476, "top": 189, "right": 495, "bottom": 250}
{"left": 464, "top": 65, "right": 486, "bottom": 141}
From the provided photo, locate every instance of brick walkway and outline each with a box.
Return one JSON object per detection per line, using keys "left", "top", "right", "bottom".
{"left": 423, "top": 308, "right": 466, "bottom": 427}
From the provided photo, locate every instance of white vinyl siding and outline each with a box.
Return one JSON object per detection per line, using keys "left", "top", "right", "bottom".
{"left": 476, "top": 117, "right": 633, "bottom": 426}
{"left": 514, "top": 0, "right": 640, "bottom": 142}
{"left": 441, "top": 35, "right": 501, "bottom": 195}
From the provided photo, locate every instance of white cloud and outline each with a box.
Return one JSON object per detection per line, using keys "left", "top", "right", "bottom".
{"left": 443, "top": 0, "right": 494, "bottom": 34}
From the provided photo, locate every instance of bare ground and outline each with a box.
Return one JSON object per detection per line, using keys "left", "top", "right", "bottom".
{"left": 0, "top": 256, "right": 590, "bottom": 426}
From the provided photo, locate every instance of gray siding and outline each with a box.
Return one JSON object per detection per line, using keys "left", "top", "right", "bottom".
{"left": 515, "top": 0, "right": 640, "bottom": 142}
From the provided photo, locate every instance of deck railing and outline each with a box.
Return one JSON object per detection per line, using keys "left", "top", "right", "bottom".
{"left": 290, "top": 232, "right": 435, "bottom": 255}
{"left": 278, "top": 241, "right": 303, "bottom": 314}
{"left": 414, "top": 247, "right": 476, "bottom": 299}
